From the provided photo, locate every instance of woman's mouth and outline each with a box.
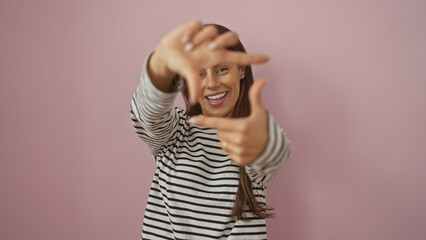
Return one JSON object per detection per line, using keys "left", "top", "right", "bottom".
{"left": 205, "top": 91, "right": 228, "bottom": 106}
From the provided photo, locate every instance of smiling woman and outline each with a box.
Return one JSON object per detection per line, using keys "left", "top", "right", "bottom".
{"left": 130, "top": 20, "right": 292, "bottom": 239}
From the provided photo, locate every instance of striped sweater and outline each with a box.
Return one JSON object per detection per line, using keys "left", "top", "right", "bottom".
{"left": 130, "top": 52, "right": 291, "bottom": 240}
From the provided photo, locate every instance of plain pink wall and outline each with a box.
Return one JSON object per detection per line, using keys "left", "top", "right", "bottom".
{"left": 1, "top": 1, "right": 425, "bottom": 239}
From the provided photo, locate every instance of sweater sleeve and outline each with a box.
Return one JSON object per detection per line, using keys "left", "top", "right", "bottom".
{"left": 129, "top": 51, "right": 185, "bottom": 156}
{"left": 245, "top": 112, "right": 292, "bottom": 184}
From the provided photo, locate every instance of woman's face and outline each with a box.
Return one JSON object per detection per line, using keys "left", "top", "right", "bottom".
{"left": 198, "top": 63, "right": 245, "bottom": 118}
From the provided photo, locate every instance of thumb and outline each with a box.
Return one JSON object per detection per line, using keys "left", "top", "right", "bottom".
{"left": 249, "top": 78, "right": 267, "bottom": 114}
{"left": 182, "top": 69, "right": 201, "bottom": 104}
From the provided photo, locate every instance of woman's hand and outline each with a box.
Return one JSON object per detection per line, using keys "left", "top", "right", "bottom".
{"left": 189, "top": 78, "right": 269, "bottom": 166}
{"left": 152, "top": 20, "right": 269, "bottom": 104}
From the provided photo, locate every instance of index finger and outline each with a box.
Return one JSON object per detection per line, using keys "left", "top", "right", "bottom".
{"left": 177, "top": 20, "right": 203, "bottom": 43}
{"left": 181, "top": 66, "right": 201, "bottom": 104}
{"left": 189, "top": 115, "right": 244, "bottom": 131}
{"left": 222, "top": 51, "right": 269, "bottom": 66}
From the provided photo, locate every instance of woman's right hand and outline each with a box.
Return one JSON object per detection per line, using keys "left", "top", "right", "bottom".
{"left": 148, "top": 20, "right": 269, "bottom": 104}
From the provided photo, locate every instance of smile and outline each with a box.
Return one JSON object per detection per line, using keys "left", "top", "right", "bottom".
{"left": 205, "top": 91, "right": 228, "bottom": 106}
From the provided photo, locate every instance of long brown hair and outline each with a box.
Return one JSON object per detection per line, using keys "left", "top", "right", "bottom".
{"left": 181, "top": 24, "right": 273, "bottom": 220}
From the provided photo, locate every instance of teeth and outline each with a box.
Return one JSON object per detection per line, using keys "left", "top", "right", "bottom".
{"left": 207, "top": 92, "right": 227, "bottom": 100}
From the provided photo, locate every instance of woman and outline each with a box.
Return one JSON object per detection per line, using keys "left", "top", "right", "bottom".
{"left": 130, "top": 20, "right": 291, "bottom": 239}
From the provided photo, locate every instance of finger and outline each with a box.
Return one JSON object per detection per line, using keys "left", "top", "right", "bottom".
{"left": 228, "top": 151, "right": 250, "bottom": 166}
{"left": 189, "top": 25, "right": 218, "bottom": 50}
{"left": 181, "top": 67, "right": 201, "bottom": 104}
{"left": 217, "top": 131, "right": 256, "bottom": 155}
{"left": 218, "top": 135, "right": 239, "bottom": 156}
{"left": 249, "top": 78, "right": 268, "bottom": 113}
{"left": 220, "top": 138, "right": 232, "bottom": 153}
{"left": 180, "top": 20, "right": 203, "bottom": 44}
{"left": 217, "top": 130, "right": 255, "bottom": 166}
{"left": 189, "top": 115, "right": 243, "bottom": 131}
{"left": 222, "top": 141, "right": 239, "bottom": 158}
{"left": 208, "top": 31, "right": 239, "bottom": 50}
{"left": 217, "top": 131, "right": 238, "bottom": 145}
{"left": 221, "top": 51, "right": 269, "bottom": 66}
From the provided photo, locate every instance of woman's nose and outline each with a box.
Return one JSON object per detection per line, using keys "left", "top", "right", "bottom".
{"left": 206, "top": 74, "right": 220, "bottom": 89}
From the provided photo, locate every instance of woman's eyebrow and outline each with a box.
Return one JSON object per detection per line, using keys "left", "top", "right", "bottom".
{"left": 204, "top": 64, "right": 227, "bottom": 71}
{"left": 213, "top": 63, "right": 229, "bottom": 69}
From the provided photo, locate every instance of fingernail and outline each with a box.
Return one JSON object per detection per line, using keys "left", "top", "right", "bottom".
{"left": 181, "top": 35, "right": 189, "bottom": 44}
{"left": 185, "top": 43, "right": 194, "bottom": 51}
{"left": 208, "top": 42, "right": 217, "bottom": 50}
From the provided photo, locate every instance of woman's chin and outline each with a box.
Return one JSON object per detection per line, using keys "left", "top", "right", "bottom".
{"left": 202, "top": 107, "right": 233, "bottom": 118}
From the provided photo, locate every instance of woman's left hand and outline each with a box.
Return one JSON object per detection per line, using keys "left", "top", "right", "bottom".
{"left": 189, "top": 78, "right": 269, "bottom": 166}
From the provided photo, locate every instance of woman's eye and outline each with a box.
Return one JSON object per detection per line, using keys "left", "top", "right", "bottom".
{"left": 217, "top": 67, "right": 228, "bottom": 74}
{"left": 199, "top": 72, "right": 206, "bottom": 78}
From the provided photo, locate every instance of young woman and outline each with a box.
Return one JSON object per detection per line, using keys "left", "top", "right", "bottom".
{"left": 130, "top": 20, "right": 291, "bottom": 239}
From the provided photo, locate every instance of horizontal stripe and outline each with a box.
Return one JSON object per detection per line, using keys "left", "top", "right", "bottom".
{"left": 151, "top": 184, "right": 235, "bottom": 203}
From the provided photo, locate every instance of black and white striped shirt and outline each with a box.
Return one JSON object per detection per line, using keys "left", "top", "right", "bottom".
{"left": 130, "top": 53, "right": 291, "bottom": 240}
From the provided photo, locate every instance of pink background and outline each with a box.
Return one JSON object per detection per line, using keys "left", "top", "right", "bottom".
{"left": 1, "top": 1, "right": 425, "bottom": 239}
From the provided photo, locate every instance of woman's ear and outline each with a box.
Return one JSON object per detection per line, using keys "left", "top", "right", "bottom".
{"left": 239, "top": 66, "right": 246, "bottom": 79}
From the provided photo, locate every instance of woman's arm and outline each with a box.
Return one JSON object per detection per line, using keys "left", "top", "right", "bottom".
{"left": 130, "top": 52, "right": 185, "bottom": 156}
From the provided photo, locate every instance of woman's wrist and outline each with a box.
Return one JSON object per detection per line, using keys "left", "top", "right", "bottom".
{"left": 147, "top": 51, "right": 176, "bottom": 92}
{"left": 149, "top": 51, "right": 174, "bottom": 79}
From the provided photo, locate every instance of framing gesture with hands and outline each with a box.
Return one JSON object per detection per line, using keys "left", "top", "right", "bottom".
{"left": 149, "top": 20, "right": 271, "bottom": 165}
